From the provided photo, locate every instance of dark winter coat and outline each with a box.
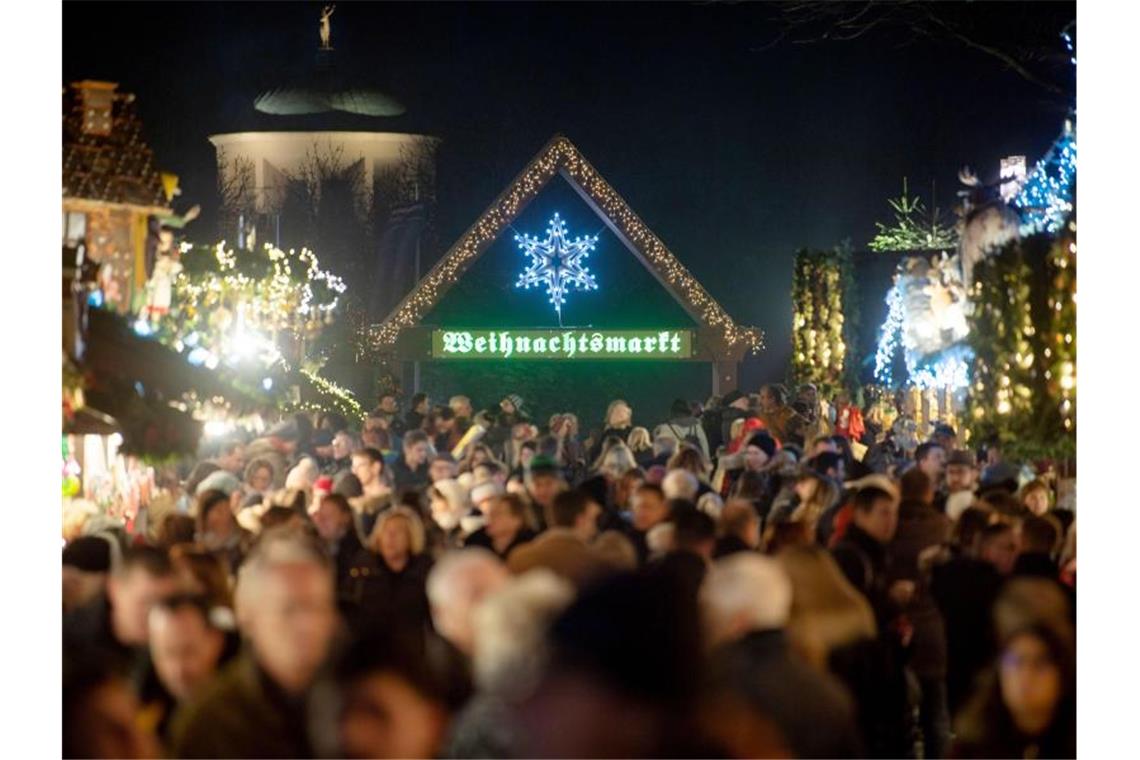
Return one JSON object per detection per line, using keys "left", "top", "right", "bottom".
{"left": 832, "top": 523, "right": 897, "bottom": 628}
{"left": 390, "top": 455, "right": 430, "bottom": 494}
{"left": 889, "top": 499, "right": 952, "bottom": 679}
{"left": 169, "top": 652, "right": 313, "bottom": 759}
{"left": 828, "top": 636, "right": 914, "bottom": 760}
{"left": 346, "top": 552, "right": 434, "bottom": 635}
{"left": 63, "top": 593, "right": 144, "bottom": 679}
{"left": 713, "top": 534, "right": 753, "bottom": 559}
{"left": 710, "top": 629, "right": 863, "bottom": 759}
{"left": 1012, "top": 551, "right": 1059, "bottom": 580}
{"left": 463, "top": 526, "right": 537, "bottom": 560}
{"left": 929, "top": 552, "right": 1003, "bottom": 715}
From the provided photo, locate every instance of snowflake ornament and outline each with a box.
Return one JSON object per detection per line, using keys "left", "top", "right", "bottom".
{"left": 514, "top": 213, "right": 599, "bottom": 321}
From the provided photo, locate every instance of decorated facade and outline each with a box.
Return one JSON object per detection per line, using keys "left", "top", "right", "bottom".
{"left": 63, "top": 80, "right": 173, "bottom": 313}
{"left": 369, "top": 134, "right": 764, "bottom": 409}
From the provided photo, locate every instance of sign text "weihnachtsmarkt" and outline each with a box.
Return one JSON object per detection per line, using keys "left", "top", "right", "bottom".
{"left": 430, "top": 329, "right": 695, "bottom": 360}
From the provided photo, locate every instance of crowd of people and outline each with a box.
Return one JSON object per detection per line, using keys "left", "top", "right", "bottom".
{"left": 62, "top": 382, "right": 1076, "bottom": 758}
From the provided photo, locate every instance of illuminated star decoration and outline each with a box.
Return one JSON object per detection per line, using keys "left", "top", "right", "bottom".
{"left": 515, "top": 213, "right": 599, "bottom": 323}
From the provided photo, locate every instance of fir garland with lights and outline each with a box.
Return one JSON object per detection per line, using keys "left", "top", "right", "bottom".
{"left": 965, "top": 224, "right": 1075, "bottom": 460}
{"left": 294, "top": 368, "right": 366, "bottom": 423}
{"left": 1047, "top": 218, "right": 1077, "bottom": 439}
{"left": 791, "top": 245, "right": 856, "bottom": 392}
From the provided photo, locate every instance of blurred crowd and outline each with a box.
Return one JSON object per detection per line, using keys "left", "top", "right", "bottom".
{"left": 62, "top": 383, "right": 1076, "bottom": 758}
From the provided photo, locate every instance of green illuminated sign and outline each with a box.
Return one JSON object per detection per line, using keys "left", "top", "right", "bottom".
{"left": 430, "top": 329, "right": 695, "bottom": 360}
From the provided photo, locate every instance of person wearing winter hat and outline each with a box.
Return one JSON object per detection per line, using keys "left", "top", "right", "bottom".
{"left": 469, "top": 481, "right": 503, "bottom": 514}
{"left": 244, "top": 419, "right": 300, "bottom": 489}
{"left": 428, "top": 479, "right": 470, "bottom": 540}
{"left": 711, "top": 431, "right": 777, "bottom": 497}
{"left": 525, "top": 455, "right": 566, "bottom": 532}
{"left": 501, "top": 394, "right": 527, "bottom": 419}
{"left": 310, "top": 429, "right": 336, "bottom": 473}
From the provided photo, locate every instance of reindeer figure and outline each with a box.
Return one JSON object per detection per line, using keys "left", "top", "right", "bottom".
{"left": 956, "top": 166, "right": 1021, "bottom": 292}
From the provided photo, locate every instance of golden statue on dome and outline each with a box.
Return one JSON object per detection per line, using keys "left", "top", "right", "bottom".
{"left": 319, "top": 4, "right": 335, "bottom": 50}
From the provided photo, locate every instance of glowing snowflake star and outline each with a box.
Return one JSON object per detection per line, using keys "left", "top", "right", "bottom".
{"left": 515, "top": 213, "right": 599, "bottom": 319}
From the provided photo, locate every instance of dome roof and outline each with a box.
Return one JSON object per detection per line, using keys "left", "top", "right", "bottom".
{"left": 254, "top": 49, "right": 405, "bottom": 118}
{"left": 254, "top": 86, "right": 405, "bottom": 117}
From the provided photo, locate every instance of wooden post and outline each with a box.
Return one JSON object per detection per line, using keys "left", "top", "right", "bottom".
{"left": 712, "top": 357, "right": 740, "bottom": 396}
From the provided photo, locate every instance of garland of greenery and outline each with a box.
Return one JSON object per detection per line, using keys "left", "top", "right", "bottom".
{"left": 293, "top": 368, "right": 366, "bottom": 423}
{"left": 965, "top": 221, "right": 1075, "bottom": 461}
{"left": 1046, "top": 217, "right": 1076, "bottom": 444}
{"left": 791, "top": 245, "right": 858, "bottom": 393}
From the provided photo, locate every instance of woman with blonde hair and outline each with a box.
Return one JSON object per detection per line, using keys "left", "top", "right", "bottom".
{"left": 459, "top": 443, "right": 504, "bottom": 476}
{"left": 625, "top": 426, "right": 654, "bottom": 468}
{"left": 355, "top": 506, "right": 433, "bottom": 631}
{"left": 587, "top": 399, "right": 634, "bottom": 463}
{"left": 787, "top": 471, "right": 840, "bottom": 537}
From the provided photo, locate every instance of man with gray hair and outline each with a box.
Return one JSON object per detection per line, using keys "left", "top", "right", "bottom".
{"left": 702, "top": 554, "right": 862, "bottom": 758}
{"left": 169, "top": 529, "right": 338, "bottom": 758}
{"left": 445, "top": 570, "right": 576, "bottom": 757}
{"left": 426, "top": 548, "right": 510, "bottom": 658}
{"left": 662, "top": 469, "right": 699, "bottom": 502}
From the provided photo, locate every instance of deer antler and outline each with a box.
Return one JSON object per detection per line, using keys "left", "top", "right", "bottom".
{"left": 958, "top": 166, "right": 980, "bottom": 187}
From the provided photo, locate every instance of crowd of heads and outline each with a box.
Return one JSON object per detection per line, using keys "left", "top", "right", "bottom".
{"left": 62, "top": 384, "right": 1075, "bottom": 758}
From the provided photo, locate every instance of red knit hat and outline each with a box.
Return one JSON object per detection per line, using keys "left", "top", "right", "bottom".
{"left": 313, "top": 476, "right": 334, "bottom": 495}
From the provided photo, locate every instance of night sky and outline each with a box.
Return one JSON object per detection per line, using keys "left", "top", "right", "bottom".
{"left": 63, "top": 1, "right": 1074, "bottom": 388}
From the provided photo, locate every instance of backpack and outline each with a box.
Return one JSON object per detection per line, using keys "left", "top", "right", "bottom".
{"left": 668, "top": 422, "right": 703, "bottom": 451}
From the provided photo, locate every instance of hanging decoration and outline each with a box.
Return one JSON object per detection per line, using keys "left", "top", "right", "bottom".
{"left": 147, "top": 241, "right": 347, "bottom": 368}
{"left": 514, "top": 212, "right": 599, "bottom": 323}
{"left": 1014, "top": 121, "right": 1076, "bottom": 236}
{"left": 869, "top": 178, "right": 959, "bottom": 253}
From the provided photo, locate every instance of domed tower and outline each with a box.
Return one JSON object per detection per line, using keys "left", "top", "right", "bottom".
{"left": 209, "top": 6, "right": 437, "bottom": 318}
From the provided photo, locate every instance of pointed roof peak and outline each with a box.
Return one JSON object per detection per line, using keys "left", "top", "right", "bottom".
{"left": 371, "top": 134, "right": 763, "bottom": 354}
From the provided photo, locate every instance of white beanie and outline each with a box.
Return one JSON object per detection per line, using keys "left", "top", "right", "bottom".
{"left": 470, "top": 481, "right": 503, "bottom": 510}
